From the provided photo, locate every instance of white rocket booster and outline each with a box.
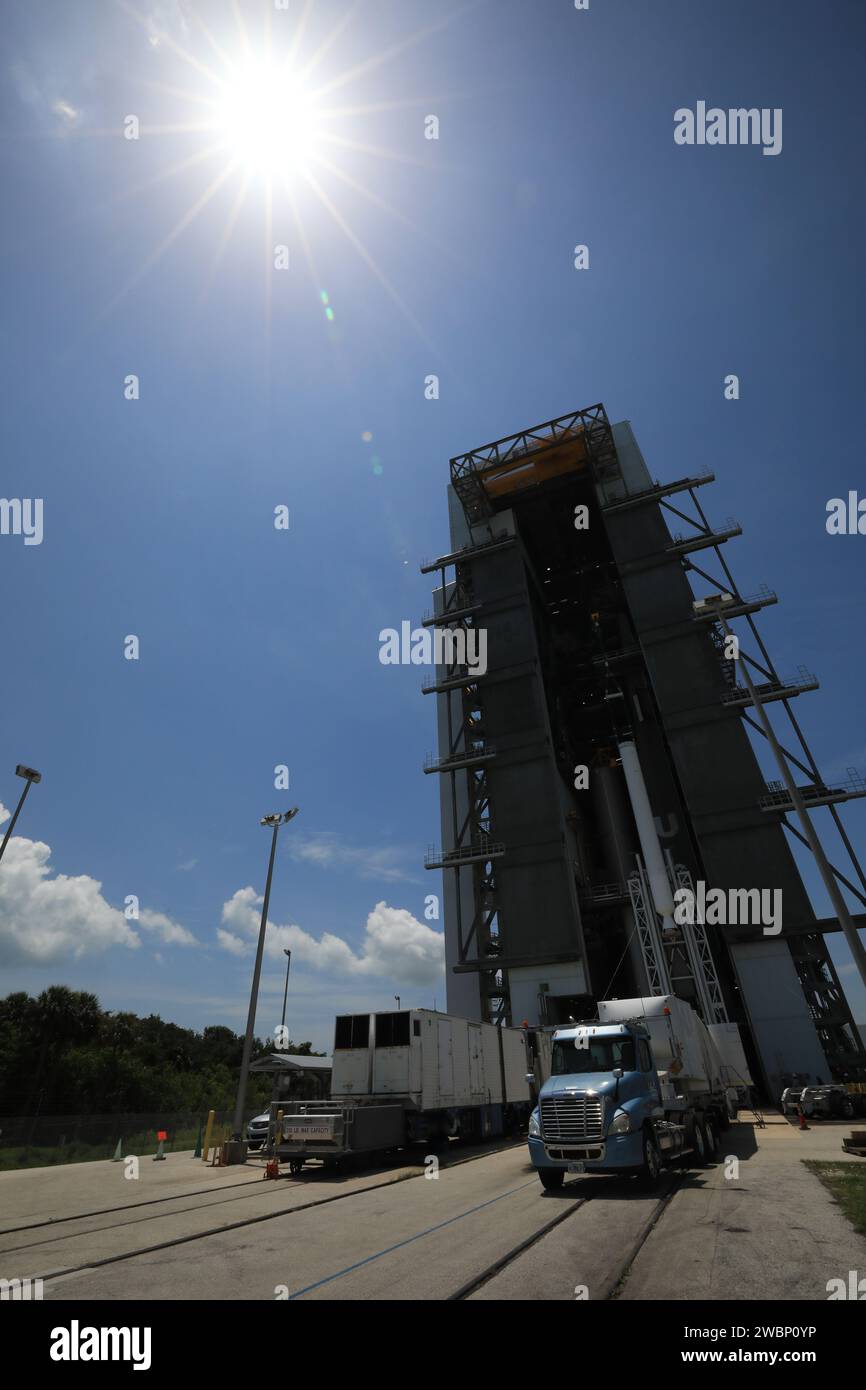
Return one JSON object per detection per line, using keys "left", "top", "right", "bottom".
{"left": 617, "top": 738, "right": 676, "bottom": 934}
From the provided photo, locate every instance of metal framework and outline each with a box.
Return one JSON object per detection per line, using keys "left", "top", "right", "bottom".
{"left": 670, "top": 859, "right": 729, "bottom": 1025}
{"left": 627, "top": 858, "right": 672, "bottom": 997}
{"left": 449, "top": 403, "right": 619, "bottom": 525}
{"left": 422, "top": 538, "right": 510, "bottom": 1025}
{"left": 617, "top": 465, "right": 866, "bottom": 1071}
{"left": 428, "top": 400, "right": 865, "bottom": 1074}
{"left": 625, "top": 854, "right": 728, "bottom": 1025}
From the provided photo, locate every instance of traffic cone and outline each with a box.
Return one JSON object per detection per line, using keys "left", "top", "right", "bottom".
{"left": 111, "top": 1139, "right": 123, "bottom": 1162}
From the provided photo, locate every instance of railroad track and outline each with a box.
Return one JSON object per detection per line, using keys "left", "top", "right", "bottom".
{"left": 4, "top": 1138, "right": 528, "bottom": 1287}
{"left": 8, "top": 1145, "right": 694, "bottom": 1300}
{"left": 449, "top": 1172, "right": 683, "bottom": 1301}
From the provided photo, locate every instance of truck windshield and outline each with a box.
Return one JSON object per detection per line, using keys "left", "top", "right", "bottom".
{"left": 551, "top": 1037, "right": 635, "bottom": 1075}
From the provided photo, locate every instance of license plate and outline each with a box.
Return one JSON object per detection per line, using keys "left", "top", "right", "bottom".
{"left": 567, "top": 1161, "right": 586, "bottom": 1173}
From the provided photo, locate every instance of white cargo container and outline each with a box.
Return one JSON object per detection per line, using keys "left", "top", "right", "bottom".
{"left": 332, "top": 1009, "right": 531, "bottom": 1110}
{"left": 708, "top": 1021, "right": 753, "bottom": 1095}
{"left": 278, "top": 1009, "right": 536, "bottom": 1170}
{"left": 598, "top": 995, "right": 726, "bottom": 1094}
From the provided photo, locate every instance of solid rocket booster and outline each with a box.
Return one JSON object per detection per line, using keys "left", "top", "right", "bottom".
{"left": 617, "top": 739, "right": 675, "bottom": 932}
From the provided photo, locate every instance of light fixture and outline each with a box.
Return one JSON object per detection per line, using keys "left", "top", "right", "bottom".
{"left": 260, "top": 807, "right": 300, "bottom": 828}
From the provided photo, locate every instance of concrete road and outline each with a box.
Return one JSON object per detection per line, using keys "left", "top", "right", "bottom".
{"left": 474, "top": 1115, "right": 866, "bottom": 1302}
{"left": 618, "top": 1115, "right": 866, "bottom": 1301}
{"left": 0, "top": 1146, "right": 470, "bottom": 1283}
{"left": 41, "top": 1146, "right": 591, "bottom": 1300}
{"left": 3, "top": 1116, "right": 863, "bottom": 1301}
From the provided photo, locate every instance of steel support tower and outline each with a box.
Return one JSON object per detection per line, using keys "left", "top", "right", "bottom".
{"left": 423, "top": 404, "right": 866, "bottom": 1097}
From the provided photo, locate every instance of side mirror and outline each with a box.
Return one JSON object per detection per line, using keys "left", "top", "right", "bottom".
{"left": 613, "top": 1067, "right": 624, "bottom": 1079}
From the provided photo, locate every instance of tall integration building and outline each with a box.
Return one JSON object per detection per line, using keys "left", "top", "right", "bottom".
{"left": 423, "top": 404, "right": 866, "bottom": 1098}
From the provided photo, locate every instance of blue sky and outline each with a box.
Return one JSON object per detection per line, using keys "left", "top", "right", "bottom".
{"left": 1, "top": 0, "right": 865, "bottom": 1050}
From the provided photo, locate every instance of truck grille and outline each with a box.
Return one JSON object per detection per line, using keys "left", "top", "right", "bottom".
{"left": 541, "top": 1095, "right": 604, "bottom": 1142}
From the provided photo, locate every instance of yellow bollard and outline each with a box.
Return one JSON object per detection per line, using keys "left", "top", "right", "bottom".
{"left": 202, "top": 1109, "right": 216, "bottom": 1164}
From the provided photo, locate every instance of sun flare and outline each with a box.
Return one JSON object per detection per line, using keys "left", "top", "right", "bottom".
{"left": 90, "top": 1, "right": 452, "bottom": 342}
{"left": 213, "top": 61, "right": 321, "bottom": 181}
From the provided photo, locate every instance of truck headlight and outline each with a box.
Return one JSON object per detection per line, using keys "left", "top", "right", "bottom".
{"left": 529, "top": 1108, "right": 541, "bottom": 1137}
{"left": 609, "top": 1108, "right": 631, "bottom": 1135}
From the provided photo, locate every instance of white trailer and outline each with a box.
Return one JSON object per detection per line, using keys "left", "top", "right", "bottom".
{"left": 333, "top": 1009, "right": 530, "bottom": 1109}
{"left": 708, "top": 1020, "right": 753, "bottom": 1111}
{"left": 598, "top": 995, "right": 726, "bottom": 1095}
{"left": 277, "top": 1009, "right": 536, "bottom": 1171}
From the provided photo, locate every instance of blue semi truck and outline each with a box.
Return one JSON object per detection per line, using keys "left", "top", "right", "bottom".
{"left": 528, "top": 995, "right": 738, "bottom": 1190}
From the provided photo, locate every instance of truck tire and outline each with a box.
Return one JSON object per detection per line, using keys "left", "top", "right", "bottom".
{"left": 538, "top": 1168, "right": 564, "bottom": 1192}
{"left": 639, "top": 1131, "right": 662, "bottom": 1190}
{"left": 703, "top": 1117, "right": 718, "bottom": 1160}
{"left": 690, "top": 1117, "right": 709, "bottom": 1166}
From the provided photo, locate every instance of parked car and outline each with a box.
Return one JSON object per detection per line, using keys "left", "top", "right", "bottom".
{"left": 803, "top": 1086, "right": 855, "bottom": 1120}
{"left": 784, "top": 1085, "right": 855, "bottom": 1119}
{"left": 246, "top": 1109, "right": 272, "bottom": 1151}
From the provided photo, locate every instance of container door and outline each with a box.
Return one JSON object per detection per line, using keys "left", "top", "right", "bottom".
{"left": 468, "top": 1024, "right": 484, "bottom": 1101}
{"left": 437, "top": 1020, "right": 454, "bottom": 1104}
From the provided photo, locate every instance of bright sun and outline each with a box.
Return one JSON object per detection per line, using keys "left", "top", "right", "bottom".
{"left": 99, "top": 6, "right": 436, "bottom": 342}
{"left": 214, "top": 61, "right": 321, "bottom": 181}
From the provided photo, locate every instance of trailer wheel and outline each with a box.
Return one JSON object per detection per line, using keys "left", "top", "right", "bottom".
{"left": 289, "top": 1160, "right": 304, "bottom": 1175}
{"left": 538, "top": 1168, "right": 564, "bottom": 1192}
{"left": 639, "top": 1131, "right": 662, "bottom": 1190}
{"left": 703, "top": 1118, "right": 718, "bottom": 1161}
{"left": 690, "top": 1117, "right": 709, "bottom": 1166}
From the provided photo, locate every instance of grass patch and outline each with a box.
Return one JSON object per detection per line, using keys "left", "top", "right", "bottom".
{"left": 0, "top": 1128, "right": 201, "bottom": 1171}
{"left": 805, "top": 1161, "right": 866, "bottom": 1237}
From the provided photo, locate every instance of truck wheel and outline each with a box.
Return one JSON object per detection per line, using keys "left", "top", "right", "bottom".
{"left": 538, "top": 1168, "right": 564, "bottom": 1192}
{"left": 690, "top": 1118, "right": 709, "bottom": 1166}
{"left": 639, "top": 1132, "right": 662, "bottom": 1190}
{"left": 703, "top": 1118, "right": 718, "bottom": 1160}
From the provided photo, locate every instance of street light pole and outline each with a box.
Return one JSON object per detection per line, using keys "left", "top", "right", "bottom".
{"left": 280, "top": 949, "right": 292, "bottom": 1033}
{"left": 231, "top": 808, "right": 299, "bottom": 1145}
{"left": 0, "top": 765, "right": 42, "bottom": 866}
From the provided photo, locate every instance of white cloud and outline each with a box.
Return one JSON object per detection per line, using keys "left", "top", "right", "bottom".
{"left": 217, "top": 926, "right": 249, "bottom": 957}
{"left": 0, "top": 805, "right": 196, "bottom": 965}
{"left": 51, "top": 99, "right": 81, "bottom": 129}
{"left": 138, "top": 907, "right": 197, "bottom": 947}
{"left": 144, "top": 2, "right": 191, "bottom": 50}
{"left": 9, "top": 62, "right": 83, "bottom": 132}
{"left": 218, "top": 889, "right": 444, "bottom": 988}
{"left": 288, "top": 831, "right": 418, "bottom": 883}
